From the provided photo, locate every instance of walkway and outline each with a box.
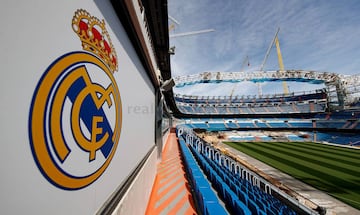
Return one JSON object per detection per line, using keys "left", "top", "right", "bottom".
{"left": 146, "top": 132, "right": 197, "bottom": 215}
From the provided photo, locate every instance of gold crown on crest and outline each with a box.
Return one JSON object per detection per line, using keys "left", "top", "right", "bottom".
{"left": 72, "top": 9, "right": 118, "bottom": 73}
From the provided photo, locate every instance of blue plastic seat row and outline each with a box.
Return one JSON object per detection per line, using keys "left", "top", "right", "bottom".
{"left": 198, "top": 150, "right": 270, "bottom": 215}
{"left": 178, "top": 137, "right": 227, "bottom": 215}
{"left": 222, "top": 160, "right": 297, "bottom": 214}
{"left": 193, "top": 143, "right": 297, "bottom": 215}
{"left": 176, "top": 128, "right": 297, "bottom": 214}
{"left": 187, "top": 144, "right": 252, "bottom": 215}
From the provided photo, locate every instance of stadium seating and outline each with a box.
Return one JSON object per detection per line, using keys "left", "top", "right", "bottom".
{"left": 316, "top": 110, "right": 360, "bottom": 120}
{"left": 288, "top": 121, "right": 313, "bottom": 128}
{"left": 252, "top": 120, "right": 268, "bottom": 128}
{"left": 186, "top": 117, "right": 360, "bottom": 131}
{"left": 175, "top": 90, "right": 328, "bottom": 115}
{"left": 315, "top": 132, "right": 360, "bottom": 145}
{"left": 287, "top": 134, "right": 306, "bottom": 141}
{"left": 226, "top": 121, "right": 239, "bottom": 129}
{"left": 177, "top": 127, "right": 297, "bottom": 215}
{"left": 176, "top": 102, "right": 327, "bottom": 115}
{"left": 178, "top": 136, "right": 228, "bottom": 215}
{"left": 174, "top": 91, "right": 327, "bottom": 105}
{"left": 187, "top": 120, "right": 360, "bottom": 144}
{"left": 312, "top": 110, "right": 360, "bottom": 130}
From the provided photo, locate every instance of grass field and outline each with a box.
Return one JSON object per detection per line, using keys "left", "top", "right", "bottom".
{"left": 223, "top": 141, "right": 360, "bottom": 210}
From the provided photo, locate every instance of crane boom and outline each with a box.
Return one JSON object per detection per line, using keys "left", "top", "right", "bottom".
{"left": 260, "top": 28, "right": 280, "bottom": 72}
{"left": 260, "top": 27, "right": 289, "bottom": 95}
{"left": 275, "top": 36, "right": 284, "bottom": 71}
{"left": 275, "top": 35, "right": 289, "bottom": 95}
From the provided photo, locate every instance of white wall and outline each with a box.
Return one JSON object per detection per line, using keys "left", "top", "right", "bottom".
{"left": 110, "top": 146, "right": 158, "bottom": 215}
{"left": 0, "top": 0, "right": 155, "bottom": 214}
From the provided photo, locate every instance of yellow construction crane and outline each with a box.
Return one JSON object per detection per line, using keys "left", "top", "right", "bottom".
{"left": 169, "top": 23, "right": 176, "bottom": 32}
{"left": 275, "top": 33, "right": 289, "bottom": 95}
{"left": 168, "top": 15, "right": 180, "bottom": 31}
{"left": 260, "top": 28, "right": 289, "bottom": 95}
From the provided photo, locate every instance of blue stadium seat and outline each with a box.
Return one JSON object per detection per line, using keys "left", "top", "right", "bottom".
{"left": 205, "top": 202, "right": 228, "bottom": 215}
{"left": 177, "top": 136, "right": 228, "bottom": 215}
{"left": 234, "top": 199, "right": 251, "bottom": 215}
{"left": 178, "top": 129, "right": 297, "bottom": 215}
{"left": 247, "top": 198, "right": 260, "bottom": 215}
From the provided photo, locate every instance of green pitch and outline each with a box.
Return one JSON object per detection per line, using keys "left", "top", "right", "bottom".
{"left": 223, "top": 141, "right": 360, "bottom": 210}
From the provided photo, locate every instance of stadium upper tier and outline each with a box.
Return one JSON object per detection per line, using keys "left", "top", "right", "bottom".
{"left": 175, "top": 89, "right": 327, "bottom": 104}
{"left": 175, "top": 90, "right": 328, "bottom": 115}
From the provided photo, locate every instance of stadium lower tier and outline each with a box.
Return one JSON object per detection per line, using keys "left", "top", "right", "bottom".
{"left": 186, "top": 119, "right": 360, "bottom": 130}
{"left": 174, "top": 126, "right": 317, "bottom": 214}
{"left": 180, "top": 110, "right": 360, "bottom": 146}
{"left": 315, "top": 132, "right": 360, "bottom": 146}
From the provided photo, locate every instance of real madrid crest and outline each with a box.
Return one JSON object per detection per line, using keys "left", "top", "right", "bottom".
{"left": 29, "top": 9, "right": 122, "bottom": 190}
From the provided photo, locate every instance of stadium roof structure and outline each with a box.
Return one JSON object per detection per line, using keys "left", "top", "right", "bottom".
{"left": 173, "top": 70, "right": 360, "bottom": 92}
{"left": 174, "top": 70, "right": 340, "bottom": 87}
{"left": 165, "top": 69, "right": 360, "bottom": 118}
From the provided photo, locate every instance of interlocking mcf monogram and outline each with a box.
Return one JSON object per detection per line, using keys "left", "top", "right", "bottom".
{"left": 29, "top": 9, "right": 122, "bottom": 190}
{"left": 52, "top": 66, "right": 116, "bottom": 163}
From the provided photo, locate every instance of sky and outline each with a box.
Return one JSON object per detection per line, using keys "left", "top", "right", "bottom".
{"left": 168, "top": 0, "right": 360, "bottom": 96}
